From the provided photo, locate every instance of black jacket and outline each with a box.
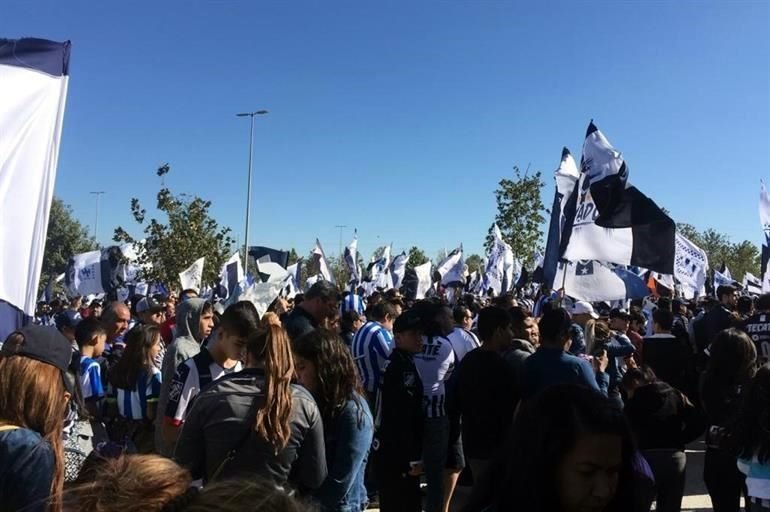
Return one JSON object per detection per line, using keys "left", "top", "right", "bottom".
{"left": 174, "top": 368, "right": 327, "bottom": 493}
{"left": 699, "top": 304, "right": 735, "bottom": 352}
{"left": 624, "top": 382, "right": 704, "bottom": 451}
{"left": 373, "top": 348, "right": 423, "bottom": 473}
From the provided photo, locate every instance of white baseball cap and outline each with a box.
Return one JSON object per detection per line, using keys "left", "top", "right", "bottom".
{"left": 571, "top": 301, "right": 599, "bottom": 319}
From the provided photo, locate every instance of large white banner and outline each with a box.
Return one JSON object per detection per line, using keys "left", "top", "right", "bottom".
{"left": 0, "top": 39, "right": 70, "bottom": 316}
{"left": 179, "top": 257, "right": 205, "bottom": 293}
{"left": 673, "top": 233, "right": 709, "bottom": 299}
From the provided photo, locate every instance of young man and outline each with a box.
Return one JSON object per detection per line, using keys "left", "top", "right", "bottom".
{"left": 373, "top": 309, "right": 425, "bottom": 512}
{"left": 699, "top": 285, "right": 738, "bottom": 353}
{"left": 161, "top": 302, "right": 253, "bottom": 452}
{"left": 75, "top": 317, "right": 108, "bottom": 417}
{"left": 521, "top": 307, "right": 609, "bottom": 401}
{"left": 55, "top": 309, "right": 82, "bottom": 349}
{"left": 351, "top": 301, "right": 399, "bottom": 407}
{"left": 568, "top": 301, "right": 597, "bottom": 355}
{"left": 641, "top": 309, "right": 690, "bottom": 393}
{"left": 156, "top": 298, "right": 215, "bottom": 456}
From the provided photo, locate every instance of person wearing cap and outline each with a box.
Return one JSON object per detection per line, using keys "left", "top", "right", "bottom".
{"left": 284, "top": 281, "right": 341, "bottom": 342}
{"left": 0, "top": 325, "right": 75, "bottom": 512}
{"left": 521, "top": 307, "right": 609, "bottom": 401}
{"left": 698, "top": 285, "right": 739, "bottom": 355}
{"left": 55, "top": 310, "right": 82, "bottom": 349}
{"left": 372, "top": 309, "right": 425, "bottom": 512}
{"left": 568, "top": 301, "right": 597, "bottom": 355}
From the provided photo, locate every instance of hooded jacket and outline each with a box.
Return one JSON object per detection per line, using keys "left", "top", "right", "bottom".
{"left": 156, "top": 298, "right": 209, "bottom": 454}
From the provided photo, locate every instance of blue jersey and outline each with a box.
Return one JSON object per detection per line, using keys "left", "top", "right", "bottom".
{"left": 79, "top": 356, "right": 104, "bottom": 400}
{"left": 341, "top": 294, "right": 365, "bottom": 315}
{"left": 113, "top": 367, "right": 162, "bottom": 420}
{"left": 352, "top": 321, "right": 394, "bottom": 394}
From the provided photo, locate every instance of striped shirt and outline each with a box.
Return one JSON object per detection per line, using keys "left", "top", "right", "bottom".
{"left": 414, "top": 335, "right": 456, "bottom": 418}
{"left": 341, "top": 294, "right": 365, "bottom": 315}
{"left": 79, "top": 356, "right": 104, "bottom": 400}
{"left": 352, "top": 321, "right": 394, "bottom": 394}
{"left": 113, "top": 367, "right": 162, "bottom": 420}
{"left": 165, "top": 348, "right": 242, "bottom": 426}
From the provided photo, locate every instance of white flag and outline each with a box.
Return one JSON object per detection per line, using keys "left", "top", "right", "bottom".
{"left": 179, "top": 258, "right": 205, "bottom": 293}
{"left": 743, "top": 272, "right": 762, "bottom": 295}
{"left": 437, "top": 245, "right": 465, "bottom": 286}
{"left": 390, "top": 252, "right": 408, "bottom": 290}
{"left": 219, "top": 252, "right": 244, "bottom": 300}
{"left": 374, "top": 245, "right": 393, "bottom": 290}
{"left": 238, "top": 280, "right": 286, "bottom": 317}
{"left": 553, "top": 260, "right": 649, "bottom": 303}
{"left": 65, "top": 250, "right": 104, "bottom": 296}
{"left": 415, "top": 261, "right": 433, "bottom": 300}
{"left": 312, "top": 239, "right": 335, "bottom": 284}
{"left": 343, "top": 231, "right": 361, "bottom": 284}
{"left": 0, "top": 39, "right": 71, "bottom": 317}
{"left": 673, "top": 233, "right": 709, "bottom": 299}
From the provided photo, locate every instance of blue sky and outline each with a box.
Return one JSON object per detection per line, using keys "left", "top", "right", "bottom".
{"left": 4, "top": 0, "right": 769, "bottom": 261}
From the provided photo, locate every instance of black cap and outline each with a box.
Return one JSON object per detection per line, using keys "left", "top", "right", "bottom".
{"left": 136, "top": 295, "right": 165, "bottom": 314}
{"left": 393, "top": 309, "right": 423, "bottom": 334}
{"left": 1, "top": 325, "right": 73, "bottom": 373}
{"left": 609, "top": 308, "right": 630, "bottom": 321}
{"left": 55, "top": 310, "right": 82, "bottom": 331}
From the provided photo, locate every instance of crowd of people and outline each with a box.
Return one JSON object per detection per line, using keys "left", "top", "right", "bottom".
{"left": 1, "top": 281, "right": 770, "bottom": 512}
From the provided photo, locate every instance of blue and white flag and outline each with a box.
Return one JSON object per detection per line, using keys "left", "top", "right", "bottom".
{"left": 312, "top": 239, "right": 335, "bottom": 284}
{"left": 438, "top": 245, "right": 465, "bottom": 287}
{"left": 343, "top": 231, "right": 361, "bottom": 285}
{"left": 713, "top": 267, "right": 735, "bottom": 292}
{"left": 743, "top": 272, "right": 762, "bottom": 296}
{"left": 561, "top": 122, "right": 676, "bottom": 274}
{"left": 542, "top": 148, "right": 581, "bottom": 289}
{"left": 390, "top": 252, "right": 408, "bottom": 290}
{"left": 286, "top": 260, "right": 302, "bottom": 292}
{"left": 0, "top": 39, "right": 71, "bottom": 327}
{"left": 483, "top": 226, "right": 514, "bottom": 295}
{"left": 673, "top": 233, "right": 708, "bottom": 299}
{"left": 219, "top": 252, "right": 244, "bottom": 300}
{"left": 374, "top": 245, "right": 393, "bottom": 290}
{"left": 179, "top": 257, "right": 205, "bottom": 293}
{"left": 553, "top": 259, "right": 649, "bottom": 303}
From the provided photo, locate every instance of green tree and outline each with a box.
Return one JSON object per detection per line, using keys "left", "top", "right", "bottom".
{"left": 465, "top": 254, "right": 483, "bottom": 274}
{"left": 41, "top": 197, "right": 97, "bottom": 288}
{"left": 113, "top": 165, "right": 235, "bottom": 289}
{"left": 407, "top": 246, "right": 428, "bottom": 268}
{"left": 485, "top": 166, "right": 546, "bottom": 267}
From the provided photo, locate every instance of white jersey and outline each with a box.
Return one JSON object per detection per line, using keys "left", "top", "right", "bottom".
{"left": 445, "top": 327, "right": 480, "bottom": 362}
{"left": 414, "top": 335, "right": 456, "bottom": 419}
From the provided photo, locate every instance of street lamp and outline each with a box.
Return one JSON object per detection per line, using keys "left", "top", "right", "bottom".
{"left": 237, "top": 109, "right": 269, "bottom": 274}
{"left": 90, "top": 191, "right": 105, "bottom": 242}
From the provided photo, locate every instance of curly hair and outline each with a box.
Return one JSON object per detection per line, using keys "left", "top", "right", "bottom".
{"left": 292, "top": 329, "right": 365, "bottom": 423}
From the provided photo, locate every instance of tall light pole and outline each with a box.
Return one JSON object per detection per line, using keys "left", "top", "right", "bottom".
{"left": 236, "top": 109, "right": 269, "bottom": 274}
{"left": 90, "top": 191, "right": 105, "bottom": 242}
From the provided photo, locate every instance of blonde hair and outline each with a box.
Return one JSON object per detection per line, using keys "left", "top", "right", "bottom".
{"left": 247, "top": 325, "right": 294, "bottom": 453}
{"left": 259, "top": 312, "right": 282, "bottom": 329}
{"left": 0, "top": 334, "right": 67, "bottom": 512}
{"left": 66, "top": 455, "right": 191, "bottom": 511}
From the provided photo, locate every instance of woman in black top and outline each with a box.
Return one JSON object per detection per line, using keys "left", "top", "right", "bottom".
{"left": 623, "top": 366, "right": 704, "bottom": 512}
{"left": 700, "top": 328, "right": 757, "bottom": 512}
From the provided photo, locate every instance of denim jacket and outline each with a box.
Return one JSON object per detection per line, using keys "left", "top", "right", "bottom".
{"left": 316, "top": 393, "right": 373, "bottom": 512}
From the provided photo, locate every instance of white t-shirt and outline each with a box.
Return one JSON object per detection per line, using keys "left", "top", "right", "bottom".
{"left": 446, "top": 327, "right": 480, "bottom": 362}
{"left": 414, "top": 335, "right": 456, "bottom": 419}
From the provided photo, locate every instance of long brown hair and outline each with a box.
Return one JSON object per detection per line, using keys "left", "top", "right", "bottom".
{"left": 0, "top": 334, "right": 67, "bottom": 512}
{"left": 66, "top": 454, "right": 191, "bottom": 511}
{"left": 184, "top": 478, "right": 308, "bottom": 512}
{"left": 292, "top": 329, "right": 365, "bottom": 422}
{"left": 110, "top": 325, "right": 160, "bottom": 390}
{"left": 247, "top": 325, "right": 294, "bottom": 454}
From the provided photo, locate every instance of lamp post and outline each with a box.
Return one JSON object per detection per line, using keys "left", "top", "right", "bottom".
{"left": 236, "top": 109, "right": 269, "bottom": 275}
{"left": 89, "top": 191, "right": 105, "bottom": 242}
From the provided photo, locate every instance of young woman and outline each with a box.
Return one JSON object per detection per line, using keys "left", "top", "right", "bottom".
{"left": 108, "top": 325, "right": 163, "bottom": 453}
{"left": 733, "top": 364, "right": 770, "bottom": 512}
{"left": 293, "top": 329, "right": 374, "bottom": 512}
{"left": 701, "top": 328, "right": 757, "bottom": 512}
{"left": 477, "top": 384, "right": 638, "bottom": 512}
{"left": 175, "top": 325, "right": 327, "bottom": 493}
{"left": 623, "top": 366, "right": 704, "bottom": 512}
{"left": 0, "top": 326, "right": 74, "bottom": 512}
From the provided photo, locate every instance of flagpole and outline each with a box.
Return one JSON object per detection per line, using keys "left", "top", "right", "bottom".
{"left": 236, "top": 109, "right": 269, "bottom": 275}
